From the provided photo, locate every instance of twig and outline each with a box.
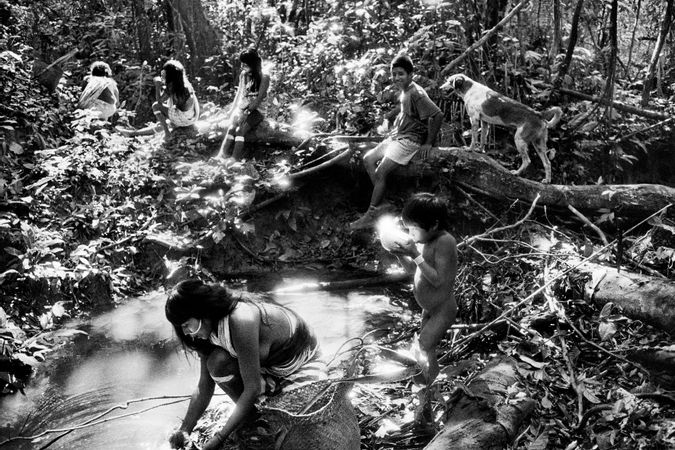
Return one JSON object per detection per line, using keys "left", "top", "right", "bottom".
{"left": 289, "top": 147, "right": 352, "bottom": 180}
{"left": 575, "top": 404, "right": 612, "bottom": 430}
{"left": 441, "top": 0, "right": 530, "bottom": 75}
{"left": 0, "top": 396, "right": 191, "bottom": 447}
{"left": 439, "top": 203, "right": 672, "bottom": 364}
{"left": 96, "top": 212, "right": 157, "bottom": 253}
{"left": 459, "top": 193, "right": 540, "bottom": 249}
{"left": 617, "top": 116, "right": 675, "bottom": 142}
{"left": 562, "top": 315, "right": 650, "bottom": 377}
{"left": 567, "top": 204, "right": 609, "bottom": 246}
{"left": 455, "top": 185, "right": 503, "bottom": 226}
{"left": 558, "top": 326, "right": 584, "bottom": 424}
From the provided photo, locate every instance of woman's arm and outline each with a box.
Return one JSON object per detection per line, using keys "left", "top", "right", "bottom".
{"left": 248, "top": 73, "right": 270, "bottom": 111}
{"left": 231, "top": 72, "right": 247, "bottom": 113}
{"left": 169, "top": 356, "right": 215, "bottom": 448}
{"left": 203, "top": 307, "right": 262, "bottom": 450}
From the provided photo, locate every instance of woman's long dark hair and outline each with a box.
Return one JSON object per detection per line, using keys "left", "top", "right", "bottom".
{"left": 163, "top": 59, "right": 192, "bottom": 106}
{"left": 166, "top": 279, "right": 272, "bottom": 354}
{"left": 90, "top": 61, "right": 112, "bottom": 77}
{"left": 166, "top": 279, "right": 240, "bottom": 353}
{"left": 239, "top": 48, "right": 262, "bottom": 92}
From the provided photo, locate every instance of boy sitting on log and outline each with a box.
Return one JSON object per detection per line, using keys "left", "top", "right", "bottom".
{"left": 350, "top": 54, "right": 443, "bottom": 230}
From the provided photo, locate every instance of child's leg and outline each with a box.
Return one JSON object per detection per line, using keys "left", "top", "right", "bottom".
{"left": 418, "top": 304, "right": 456, "bottom": 384}
{"left": 217, "top": 129, "right": 236, "bottom": 158}
{"left": 363, "top": 141, "right": 387, "bottom": 185}
{"left": 370, "top": 157, "right": 399, "bottom": 208}
{"left": 152, "top": 101, "right": 171, "bottom": 136}
{"left": 231, "top": 122, "right": 252, "bottom": 160}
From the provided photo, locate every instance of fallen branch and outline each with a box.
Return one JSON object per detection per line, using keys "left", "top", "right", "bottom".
{"left": 441, "top": 0, "right": 530, "bottom": 75}
{"left": 558, "top": 326, "right": 585, "bottom": 423}
{"left": 0, "top": 395, "right": 194, "bottom": 447}
{"left": 439, "top": 204, "right": 672, "bottom": 364}
{"left": 554, "top": 86, "right": 669, "bottom": 120}
{"left": 289, "top": 147, "right": 353, "bottom": 180}
{"left": 567, "top": 204, "right": 609, "bottom": 246}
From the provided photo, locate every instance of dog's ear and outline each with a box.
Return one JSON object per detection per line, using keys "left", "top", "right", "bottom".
{"left": 453, "top": 76, "right": 465, "bottom": 90}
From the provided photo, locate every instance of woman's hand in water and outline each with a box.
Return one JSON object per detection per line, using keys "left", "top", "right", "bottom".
{"left": 168, "top": 429, "right": 190, "bottom": 448}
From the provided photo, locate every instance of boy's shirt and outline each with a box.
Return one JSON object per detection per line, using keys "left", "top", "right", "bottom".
{"left": 392, "top": 81, "right": 442, "bottom": 144}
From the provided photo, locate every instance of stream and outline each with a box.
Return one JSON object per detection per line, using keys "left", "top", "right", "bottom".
{"left": 0, "top": 274, "right": 406, "bottom": 449}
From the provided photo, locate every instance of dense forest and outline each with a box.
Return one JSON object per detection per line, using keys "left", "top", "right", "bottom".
{"left": 1, "top": 0, "right": 675, "bottom": 448}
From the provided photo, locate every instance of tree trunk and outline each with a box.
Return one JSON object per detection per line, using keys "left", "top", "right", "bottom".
{"left": 424, "top": 357, "right": 534, "bottom": 449}
{"left": 603, "top": 0, "right": 618, "bottom": 118}
{"left": 132, "top": 0, "right": 153, "bottom": 63}
{"left": 582, "top": 261, "right": 675, "bottom": 334}
{"left": 626, "top": 0, "right": 642, "bottom": 80}
{"left": 627, "top": 346, "right": 675, "bottom": 388}
{"left": 411, "top": 148, "right": 675, "bottom": 219}
{"left": 553, "top": 0, "right": 584, "bottom": 89}
{"left": 550, "top": 0, "right": 562, "bottom": 59}
{"left": 166, "top": 0, "right": 220, "bottom": 73}
{"left": 641, "top": 0, "right": 674, "bottom": 105}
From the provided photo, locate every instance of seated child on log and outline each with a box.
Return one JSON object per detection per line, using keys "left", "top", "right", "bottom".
{"left": 77, "top": 61, "right": 119, "bottom": 120}
{"left": 116, "top": 60, "right": 199, "bottom": 141}
{"left": 382, "top": 193, "right": 457, "bottom": 419}
{"left": 349, "top": 54, "right": 443, "bottom": 230}
{"left": 217, "top": 48, "right": 270, "bottom": 160}
{"left": 165, "top": 279, "right": 326, "bottom": 450}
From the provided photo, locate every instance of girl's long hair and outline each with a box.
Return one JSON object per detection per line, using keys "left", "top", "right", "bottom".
{"left": 163, "top": 59, "right": 192, "bottom": 106}
{"left": 165, "top": 279, "right": 270, "bottom": 354}
{"left": 239, "top": 48, "right": 262, "bottom": 92}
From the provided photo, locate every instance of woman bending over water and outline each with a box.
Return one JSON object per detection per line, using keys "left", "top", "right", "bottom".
{"left": 77, "top": 61, "right": 119, "bottom": 120}
{"left": 166, "top": 279, "right": 326, "bottom": 450}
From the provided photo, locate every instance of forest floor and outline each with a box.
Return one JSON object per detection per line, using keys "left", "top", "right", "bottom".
{"left": 1, "top": 118, "right": 675, "bottom": 449}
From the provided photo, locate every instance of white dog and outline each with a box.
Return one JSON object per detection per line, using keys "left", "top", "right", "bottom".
{"left": 441, "top": 74, "right": 562, "bottom": 183}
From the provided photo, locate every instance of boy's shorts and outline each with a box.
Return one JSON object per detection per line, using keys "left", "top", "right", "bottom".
{"left": 381, "top": 137, "right": 421, "bottom": 165}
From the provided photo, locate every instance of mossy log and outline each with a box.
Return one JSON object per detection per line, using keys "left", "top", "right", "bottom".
{"left": 424, "top": 357, "right": 533, "bottom": 450}
{"left": 582, "top": 261, "right": 675, "bottom": 334}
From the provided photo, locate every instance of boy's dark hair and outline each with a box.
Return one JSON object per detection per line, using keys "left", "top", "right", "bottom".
{"left": 391, "top": 54, "right": 414, "bottom": 74}
{"left": 90, "top": 61, "right": 112, "bottom": 77}
{"left": 401, "top": 192, "right": 450, "bottom": 231}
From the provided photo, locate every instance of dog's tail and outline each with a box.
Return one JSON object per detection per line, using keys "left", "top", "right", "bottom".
{"left": 544, "top": 107, "right": 563, "bottom": 129}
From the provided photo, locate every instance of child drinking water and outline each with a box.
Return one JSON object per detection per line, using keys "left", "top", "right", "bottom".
{"left": 383, "top": 193, "right": 457, "bottom": 422}
{"left": 217, "top": 48, "right": 270, "bottom": 160}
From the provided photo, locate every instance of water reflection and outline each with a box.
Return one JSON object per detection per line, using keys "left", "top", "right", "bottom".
{"left": 0, "top": 278, "right": 404, "bottom": 449}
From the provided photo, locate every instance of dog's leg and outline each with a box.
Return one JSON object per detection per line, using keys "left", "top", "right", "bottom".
{"left": 469, "top": 115, "right": 480, "bottom": 151}
{"left": 511, "top": 128, "right": 531, "bottom": 177}
{"left": 533, "top": 134, "right": 552, "bottom": 184}
{"left": 479, "top": 118, "right": 489, "bottom": 153}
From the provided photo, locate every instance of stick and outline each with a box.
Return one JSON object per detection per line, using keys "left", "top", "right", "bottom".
{"left": 439, "top": 203, "right": 672, "bottom": 364}
{"left": 441, "top": 1, "right": 530, "bottom": 75}
{"left": 289, "top": 147, "right": 352, "bottom": 180}
{"left": 567, "top": 204, "right": 609, "bottom": 246}
{"left": 458, "top": 193, "right": 540, "bottom": 250}
{"left": 558, "top": 325, "right": 584, "bottom": 424}
{"left": 0, "top": 397, "right": 191, "bottom": 446}
{"left": 553, "top": 86, "right": 669, "bottom": 120}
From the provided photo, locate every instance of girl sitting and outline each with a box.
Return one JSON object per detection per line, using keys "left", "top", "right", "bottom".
{"left": 165, "top": 279, "right": 326, "bottom": 450}
{"left": 117, "top": 60, "right": 199, "bottom": 141}
{"left": 217, "top": 48, "right": 270, "bottom": 160}
{"left": 77, "top": 61, "right": 119, "bottom": 120}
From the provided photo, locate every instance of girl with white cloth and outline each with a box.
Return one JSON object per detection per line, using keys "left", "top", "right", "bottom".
{"left": 77, "top": 61, "right": 118, "bottom": 120}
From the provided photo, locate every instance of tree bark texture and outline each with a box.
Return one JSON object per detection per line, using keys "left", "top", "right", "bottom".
{"left": 583, "top": 262, "right": 675, "bottom": 334}
{"left": 641, "top": 0, "right": 674, "bottom": 105}
{"left": 167, "top": 0, "right": 220, "bottom": 73}
{"left": 132, "top": 0, "right": 152, "bottom": 63}
{"left": 550, "top": 0, "right": 562, "bottom": 58}
{"left": 410, "top": 148, "right": 675, "bottom": 219}
{"left": 603, "top": 0, "right": 618, "bottom": 115}
{"left": 424, "top": 357, "right": 534, "bottom": 450}
{"left": 553, "top": 0, "right": 584, "bottom": 89}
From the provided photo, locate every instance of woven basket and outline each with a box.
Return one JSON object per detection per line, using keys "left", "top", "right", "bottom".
{"left": 246, "top": 379, "right": 360, "bottom": 450}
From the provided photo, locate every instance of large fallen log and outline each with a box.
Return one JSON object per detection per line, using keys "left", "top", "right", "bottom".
{"left": 425, "top": 357, "right": 533, "bottom": 450}
{"left": 384, "top": 147, "right": 675, "bottom": 219}
{"left": 582, "top": 261, "right": 675, "bottom": 334}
